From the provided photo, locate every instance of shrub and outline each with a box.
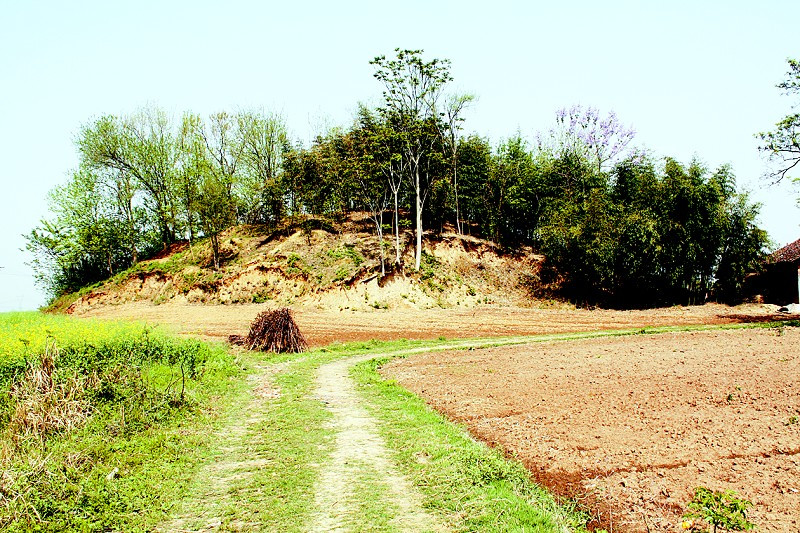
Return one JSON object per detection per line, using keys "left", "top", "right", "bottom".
{"left": 683, "top": 486, "right": 755, "bottom": 532}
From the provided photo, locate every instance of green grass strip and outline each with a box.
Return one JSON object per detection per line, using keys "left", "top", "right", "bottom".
{"left": 351, "top": 356, "right": 589, "bottom": 532}
{"left": 235, "top": 352, "right": 336, "bottom": 531}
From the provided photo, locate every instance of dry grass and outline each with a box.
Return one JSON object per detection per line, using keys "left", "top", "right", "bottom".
{"left": 5, "top": 339, "right": 92, "bottom": 445}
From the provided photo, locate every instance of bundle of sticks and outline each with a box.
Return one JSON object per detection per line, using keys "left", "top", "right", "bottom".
{"left": 229, "top": 308, "right": 308, "bottom": 353}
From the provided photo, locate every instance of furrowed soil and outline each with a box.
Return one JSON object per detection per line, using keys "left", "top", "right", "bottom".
{"left": 382, "top": 327, "right": 800, "bottom": 532}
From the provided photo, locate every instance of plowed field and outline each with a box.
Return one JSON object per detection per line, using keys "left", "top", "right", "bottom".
{"left": 383, "top": 328, "right": 800, "bottom": 532}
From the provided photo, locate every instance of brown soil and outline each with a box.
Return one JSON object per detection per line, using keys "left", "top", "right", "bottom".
{"left": 382, "top": 328, "right": 800, "bottom": 532}
{"left": 75, "top": 297, "right": 798, "bottom": 530}
{"left": 75, "top": 301, "right": 785, "bottom": 348}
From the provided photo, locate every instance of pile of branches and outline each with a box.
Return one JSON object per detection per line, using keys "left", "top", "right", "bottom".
{"left": 229, "top": 308, "right": 308, "bottom": 353}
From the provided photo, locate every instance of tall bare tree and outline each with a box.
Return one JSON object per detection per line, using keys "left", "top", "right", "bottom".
{"left": 437, "top": 93, "right": 474, "bottom": 234}
{"left": 371, "top": 49, "right": 452, "bottom": 270}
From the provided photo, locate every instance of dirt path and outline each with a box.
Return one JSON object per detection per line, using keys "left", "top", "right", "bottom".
{"left": 156, "top": 348, "right": 450, "bottom": 532}
{"left": 311, "top": 353, "right": 444, "bottom": 532}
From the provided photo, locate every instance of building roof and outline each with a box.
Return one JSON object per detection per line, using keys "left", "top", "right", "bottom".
{"left": 772, "top": 238, "right": 800, "bottom": 263}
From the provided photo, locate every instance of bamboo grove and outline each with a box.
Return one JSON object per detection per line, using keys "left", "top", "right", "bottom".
{"left": 26, "top": 50, "right": 770, "bottom": 308}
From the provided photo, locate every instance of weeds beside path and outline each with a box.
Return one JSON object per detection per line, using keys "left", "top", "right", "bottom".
{"left": 156, "top": 351, "right": 330, "bottom": 532}
{"left": 156, "top": 356, "right": 275, "bottom": 532}
{"left": 155, "top": 337, "right": 588, "bottom": 532}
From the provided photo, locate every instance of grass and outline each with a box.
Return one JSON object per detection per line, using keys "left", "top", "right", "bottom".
{"left": 221, "top": 351, "right": 335, "bottom": 531}
{"left": 326, "top": 243, "right": 365, "bottom": 267}
{"left": 156, "top": 346, "right": 356, "bottom": 531}
{"left": 0, "top": 311, "right": 241, "bottom": 532}
{"left": 207, "top": 336, "right": 596, "bottom": 531}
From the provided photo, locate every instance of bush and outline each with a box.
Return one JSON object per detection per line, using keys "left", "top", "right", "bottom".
{"left": 683, "top": 486, "right": 755, "bottom": 532}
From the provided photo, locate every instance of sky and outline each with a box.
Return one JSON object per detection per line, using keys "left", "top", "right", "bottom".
{"left": 1, "top": 0, "right": 799, "bottom": 311}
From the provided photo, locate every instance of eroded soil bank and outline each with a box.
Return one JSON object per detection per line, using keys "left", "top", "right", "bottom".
{"left": 383, "top": 328, "right": 800, "bottom": 532}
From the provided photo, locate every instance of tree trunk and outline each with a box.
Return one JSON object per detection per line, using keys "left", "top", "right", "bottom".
{"left": 129, "top": 218, "right": 138, "bottom": 265}
{"left": 123, "top": 195, "right": 138, "bottom": 264}
{"left": 376, "top": 211, "right": 385, "bottom": 277}
{"left": 453, "top": 152, "right": 461, "bottom": 235}
{"left": 211, "top": 233, "right": 220, "bottom": 270}
{"left": 414, "top": 167, "right": 423, "bottom": 271}
{"left": 393, "top": 190, "right": 401, "bottom": 267}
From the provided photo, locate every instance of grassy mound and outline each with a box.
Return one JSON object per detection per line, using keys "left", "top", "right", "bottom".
{"left": 53, "top": 215, "right": 545, "bottom": 314}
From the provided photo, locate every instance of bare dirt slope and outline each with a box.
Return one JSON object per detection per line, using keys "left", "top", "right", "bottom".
{"left": 382, "top": 327, "right": 800, "bottom": 532}
{"left": 63, "top": 215, "right": 545, "bottom": 314}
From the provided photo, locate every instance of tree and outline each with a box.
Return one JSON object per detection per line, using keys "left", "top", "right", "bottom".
{"left": 487, "top": 134, "right": 535, "bottom": 243}
{"left": 371, "top": 49, "right": 452, "bottom": 270}
{"left": 537, "top": 153, "right": 767, "bottom": 308}
{"left": 714, "top": 193, "right": 769, "bottom": 303}
{"left": 341, "top": 123, "right": 390, "bottom": 275}
{"left": 541, "top": 105, "right": 637, "bottom": 174}
{"left": 282, "top": 132, "right": 352, "bottom": 217}
{"left": 455, "top": 135, "right": 492, "bottom": 235}
{"left": 757, "top": 58, "right": 800, "bottom": 186}
{"left": 176, "top": 112, "right": 207, "bottom": 242}
{"left": 357, "top": 106, "right": 407, "bottom": 267}
{"left": 25, "top": 169, "right": 130, "bottom": 296}
{"left": 197, "top": 173, "right": 235, "bottom": 270}
{"left": 237, "top": 110, "right": 288, "bottom": 226}
{"left": 437, "top": 93, "right": 474, "bottom": 234}
{"left": 202, "top": 112, "right": 242, "bottom": 219}
{"left": 281, "top": 143, "right": 309, "bottom": 221}
{"left": 78, "top": 108, "right": 180, "bottom": 248}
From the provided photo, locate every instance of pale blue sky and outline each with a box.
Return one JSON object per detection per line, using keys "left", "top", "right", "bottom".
{"left": 1, "top": 0, "right": 798, "bottom": 311}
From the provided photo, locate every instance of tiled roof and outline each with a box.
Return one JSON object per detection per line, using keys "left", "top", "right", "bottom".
{"left": 772, "top": 238, "right": 800, "bottom": 263}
